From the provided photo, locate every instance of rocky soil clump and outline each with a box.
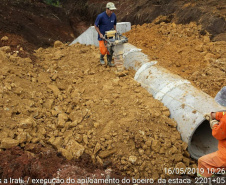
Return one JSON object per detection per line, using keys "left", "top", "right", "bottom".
{"left": 125, "top": 18, "right": 226, "bottom": 97}
{"left": 0, "top": 39, "right": 196, "bottom": 180}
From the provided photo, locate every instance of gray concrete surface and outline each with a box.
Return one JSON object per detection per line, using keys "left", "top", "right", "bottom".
{"left": 70, "top": 22, "right": 131, "bottom": 47}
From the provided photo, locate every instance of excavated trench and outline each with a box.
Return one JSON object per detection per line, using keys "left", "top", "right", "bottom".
{"left": 0, "top": 0, "right": 226, "bottom": 184}
{"left": 0, "top": 40, "right": 193, "bottom": 183}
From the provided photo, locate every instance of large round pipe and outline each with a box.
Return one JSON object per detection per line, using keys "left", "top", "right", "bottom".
{"left": 120, "top": 43, "right": 226, "bottom": 160}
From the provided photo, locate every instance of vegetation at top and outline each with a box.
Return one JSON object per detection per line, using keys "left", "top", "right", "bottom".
{"left": 43, "top": 0, "right": 61, "bottom": 7}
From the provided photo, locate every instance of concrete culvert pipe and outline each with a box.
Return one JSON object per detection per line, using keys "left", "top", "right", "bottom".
{"left": 71, "top": 24, "right": 226, "bottom": 159}
{"left": 121, "top": 43, "right": 226, "bottom": 160}
{"left": 190, "top": 119, "right": 218, "bottom": 160}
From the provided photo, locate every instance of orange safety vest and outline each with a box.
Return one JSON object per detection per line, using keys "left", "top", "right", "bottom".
{"left": 212, "top": 111, "right": 226, "bottom": 159}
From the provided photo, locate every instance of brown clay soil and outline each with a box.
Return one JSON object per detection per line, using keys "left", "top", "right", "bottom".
{"left": 0, "top": 41, "right": 194, "bottom": 184}
{"left": 124, "top": 18, "right": 226, "bottom": 97}
{"left": 0, "top": 0, "right": 226, "bottom": 184}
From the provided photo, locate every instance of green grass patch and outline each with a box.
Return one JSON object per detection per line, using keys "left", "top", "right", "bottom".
{"left": 43, "top": 0, "right": 61, "bottom": 7}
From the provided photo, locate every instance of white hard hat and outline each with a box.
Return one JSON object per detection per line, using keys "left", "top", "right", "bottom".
{"left": 106, "top": 2, "right": 117, "bottom": 10}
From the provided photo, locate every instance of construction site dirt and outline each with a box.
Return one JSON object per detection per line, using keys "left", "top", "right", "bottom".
{"left": 0, "top": 0, "right": 225, "bottom": 184}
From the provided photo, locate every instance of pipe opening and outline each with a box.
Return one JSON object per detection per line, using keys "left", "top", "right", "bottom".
{"left": 188, "top": 119, "right": 218, "bottom": 160}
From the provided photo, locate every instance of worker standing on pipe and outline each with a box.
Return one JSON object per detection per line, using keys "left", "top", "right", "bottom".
{"left": 94, "top": 2, "right": 117, "bottom": 67}
{"left": 198, "top": 111, "right": 226, "bottom": 177}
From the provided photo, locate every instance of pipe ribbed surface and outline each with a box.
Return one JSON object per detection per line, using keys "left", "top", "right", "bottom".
{"left": 122, "top": 43, "right": 226, "bottom": 160}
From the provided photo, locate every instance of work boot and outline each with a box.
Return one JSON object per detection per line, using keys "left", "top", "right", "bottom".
{"left": 107, "top": 54, "right": 115, "bottom": 67}
{"left": 100, "top": 54, "right": 105, "bottom": 65}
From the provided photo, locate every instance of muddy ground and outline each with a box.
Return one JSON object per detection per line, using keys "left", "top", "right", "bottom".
{"left": 0, "top": 0, "right": 226, "bottom": 184}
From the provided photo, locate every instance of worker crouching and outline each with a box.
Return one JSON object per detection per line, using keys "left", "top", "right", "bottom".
{"left": 198, "top": 111, "right": 226, "bottom": 177}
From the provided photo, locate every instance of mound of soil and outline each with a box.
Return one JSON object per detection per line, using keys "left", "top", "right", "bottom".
{"left": 0, "top": 0, "right": 225, "bottom": 183}
{"left": 124, "top": 19, "right": 226, "bottom": 97}
{"left": 0, "top": 40, "right": 195, "bottom": 182}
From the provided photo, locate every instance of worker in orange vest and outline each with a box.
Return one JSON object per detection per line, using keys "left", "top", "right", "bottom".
{"left": 198, "top": 111, "right": 226, "bottom": 177}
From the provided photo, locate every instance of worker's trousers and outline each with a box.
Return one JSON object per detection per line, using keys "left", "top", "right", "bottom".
{"left": 198, "top": 151, "right": 226, "bottom": 177}
{"left": 99, "top": 40, "right": 110, "bottom": 55}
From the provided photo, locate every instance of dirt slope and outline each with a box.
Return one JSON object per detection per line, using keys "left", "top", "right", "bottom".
{"left": 0, "top": 41, "right": 195, "bottom": 182}
{"left": 0, "top": 0, "right": 74, "bottom": 55}
{"left": 124, "top": 19, "right": 226, "bottom": 97}
{"left": 63, "top": 0, "right": 226, "bottom": 41}
{"left": 0, "top": 0, "right": 225, "bottom": 54}
{"left": 0, "top": 0, "right": 226, "bottom": 183}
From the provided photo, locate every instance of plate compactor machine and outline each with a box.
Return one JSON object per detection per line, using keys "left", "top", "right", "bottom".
{"left": 104, "top": 30, "right": 128, "bottom": 72}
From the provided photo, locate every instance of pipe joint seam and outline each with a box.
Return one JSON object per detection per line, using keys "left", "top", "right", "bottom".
{"left": 134, "top": 61, "right": 158, "bottom": 80}
{"left": 123, "top": 48, "right": 142, "bottom": 58}
{"left": 155, "top": 80, "right": 191, "bottom": 100}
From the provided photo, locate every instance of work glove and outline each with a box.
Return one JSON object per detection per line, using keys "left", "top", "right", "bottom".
{"left": 204, "top": 113, "right": 212, "bottom": 122}
{"left": 210, "top": 120, "right": 219, "bottom": 129}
